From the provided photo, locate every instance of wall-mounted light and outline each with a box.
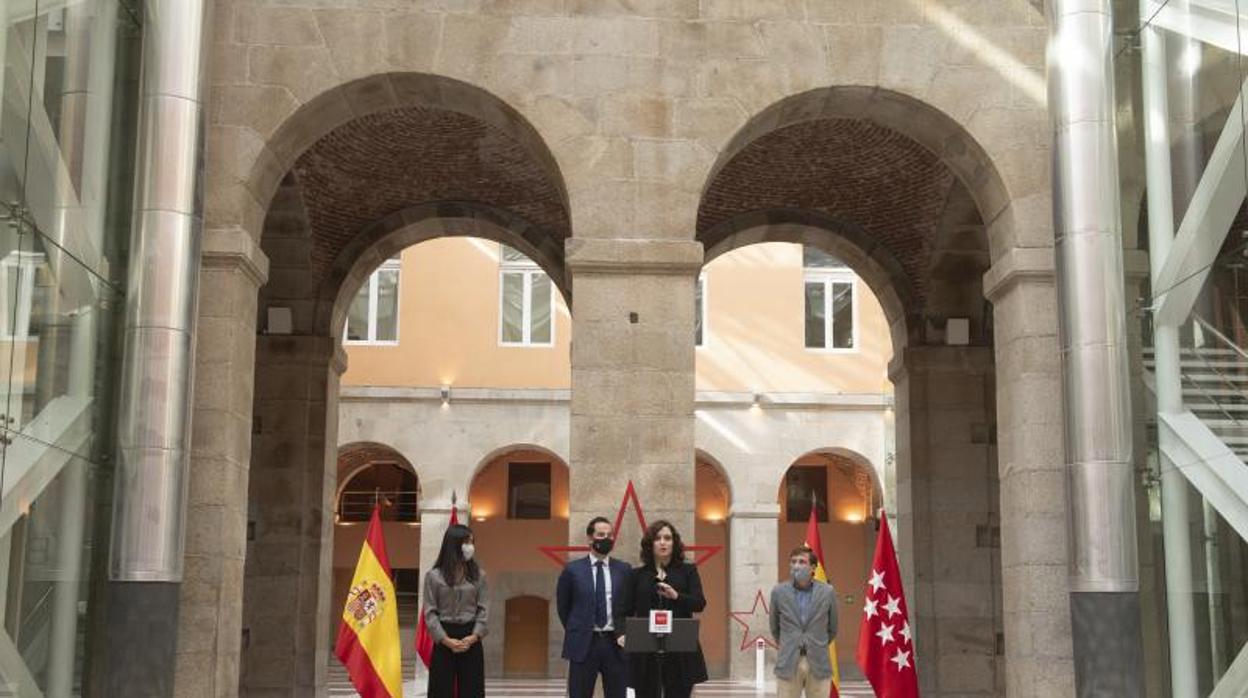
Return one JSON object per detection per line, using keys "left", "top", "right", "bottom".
{"left": 440, "top": 384, "right": 451, "bottom": 404}
{"left": 473, "top": 515, "right": 487, "bottom": 523}
{"left": 750, "top": 392, "right": 763, "bottom": 412}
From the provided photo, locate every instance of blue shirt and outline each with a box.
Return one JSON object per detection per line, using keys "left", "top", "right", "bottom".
{"left": 794, "top": 582, "right": 814, "bottom": 624}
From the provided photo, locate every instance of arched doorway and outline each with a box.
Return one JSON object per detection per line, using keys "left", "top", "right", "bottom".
{"left": 238, "top": 74, "right": 571, "bottom": 694}
{"left": 330, "top": 443, "right": 421, "bottom": 651}
{"left": 777, "top": 451, "right": 883, "bottom": 672}
{"left": 466, "top": 445, "right": 569, "bottom": 677}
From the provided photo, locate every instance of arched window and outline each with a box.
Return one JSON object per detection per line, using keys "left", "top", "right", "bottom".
{"left": 337, "top": 462, "right": 419, "bottom": 523}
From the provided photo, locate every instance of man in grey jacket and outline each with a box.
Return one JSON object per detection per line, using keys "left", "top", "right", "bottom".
{"left": 769, "top": 546, "right": 838, "bottom": 698}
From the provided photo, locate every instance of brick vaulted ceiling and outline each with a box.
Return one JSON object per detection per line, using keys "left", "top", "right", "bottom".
{"left": 290, "top": 106, "right": 570, "bottom": 283}
{"left": 698, "top": 118, "right": 959, "bottom": 306}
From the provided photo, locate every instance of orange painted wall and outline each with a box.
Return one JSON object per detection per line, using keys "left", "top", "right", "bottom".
{"left": 776, "top": 455, "right": 875, "bottom": 667}
{"left": 467, "top": 450, "right": 571, "bottom": 576}
{"left": 341, "top": 239, "right": 892, "bottom": 395}
{"left": 697, "top": 243, "right": 891, "bottom": 394}
{"left": 342, "top": 238, "right": 572, "bottom": 389}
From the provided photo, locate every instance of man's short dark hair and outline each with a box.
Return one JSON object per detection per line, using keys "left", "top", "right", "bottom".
{"left": 789, "top": 545, "right": 817, "bottom": 568}
{"left": 586, "top": 516, "right": 612, "bottom": 536}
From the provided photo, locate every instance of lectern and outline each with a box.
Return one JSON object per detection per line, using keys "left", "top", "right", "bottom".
{"left": 624, "top": 614, "right": 700, "bottom": 698}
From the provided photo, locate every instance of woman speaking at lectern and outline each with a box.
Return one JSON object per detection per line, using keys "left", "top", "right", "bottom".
{"left": 626, "top": 520, "right": 708, "bottom": 698}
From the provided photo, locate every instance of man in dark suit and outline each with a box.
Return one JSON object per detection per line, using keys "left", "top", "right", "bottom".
{"left": 556, "top": 516, "right": 632, "bottom": 698}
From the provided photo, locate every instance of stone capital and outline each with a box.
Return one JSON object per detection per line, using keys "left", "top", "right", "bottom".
{"left": 728, "top": 503, "right": 781, "bottom": 519}
{"left": 565, "top": 238, "right": 703, "bottom": 276}
{"left": 982, "top": 246, "right": 1056, "bottom": 302}
{"left": 887, "top": 345, "right": 995, "bottom": 382}
{"left": 202, "top": 226, "right": 270, "bottom": 288}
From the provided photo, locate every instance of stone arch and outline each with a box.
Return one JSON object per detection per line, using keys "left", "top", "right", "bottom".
{"left": 702, "top": 87, "right": 1010, "bottom": 246}
{"left": 789, "top": 446, "right": 886, "bottom": 509}
{"left": 322, "top": 203, "right": 571, "bottom": 340}
{"left": 698, "top": 87, "right": 1006, "bottom": 342}
{"left": 240, "top": 73, "right": 571, "bottom": 246}
{"left": 470, "top": 442, "right": 571, "bottom": 488}
{"left": 334, "top": 440, "right": 420, "bottom": 503}
{"left": 694, "top": 448, "right": 735, "bottom": 508}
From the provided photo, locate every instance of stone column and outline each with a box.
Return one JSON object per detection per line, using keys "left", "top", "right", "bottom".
{"left": 240, "top": 334, "right": 342, "bottom": 696}
{"left": 564, "top": 239, "right": 702, "bottom": 559}
{"left": 176, "top": 230, "right": 268, "bottom": 697}
{"left": 983, "top": 250, "right": 1076, "bottom": 696}
{"left": 727, "top": 504, "right": 779, "bottom": 681}
{"left": 889, "top": 346, "right": 1000, "bottom": 697}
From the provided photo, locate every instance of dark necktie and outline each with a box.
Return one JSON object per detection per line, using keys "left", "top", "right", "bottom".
{"left": 594, "top": 560, "right": 608, "bottom": 628}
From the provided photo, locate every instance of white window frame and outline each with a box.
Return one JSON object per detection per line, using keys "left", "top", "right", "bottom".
{"left": 803, "top": 269, "right": 858, "bottom": 353}
{"left": 695, "top": 272, "right": 707, "bottom": 348}
{"left": 344, "top": 257, "right": 401, "bottom": 346}
{"left": 498, "top": 245, "right": 555, "bottom": 347}
{"left": 0, "top": 252, "right": 41, "bottom": 342}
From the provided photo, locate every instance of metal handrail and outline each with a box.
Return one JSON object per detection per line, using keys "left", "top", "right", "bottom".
{"left": 336, "top": 489, "right": 419, "bottom": 521}
{"left": 1194, "top": 314, "right": 1248, "bottom": 362}
{"left": 1188, "top": 315, "right": 1246, "bottom": 430}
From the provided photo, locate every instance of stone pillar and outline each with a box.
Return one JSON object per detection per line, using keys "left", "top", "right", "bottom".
{"left": 176, "top": 230, "right": 268, "bottom": 697}
{"left": 564, "top": 239, "right": 702, "bottom": 559}
{"left": 890, "top": 346, "right": 1000, "bottom": 697}
{"left": 727, "top": 504, "right": 779, "bottom": 681}
{"left": 240, "top": 334, "right": 342, "bottom": 696}
{"left": 983, "top": 250, "right": 1076, "bottom": 696}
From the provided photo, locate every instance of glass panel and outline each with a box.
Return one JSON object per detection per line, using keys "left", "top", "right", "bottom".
{"left": 0, "top": 2, "right": 138, "bottom": 694}
{"left": 374, "top": 268, "right": 399, "bottom": 342}
{"left": 802, "top": 245, "right": 846, "bottom": 269}
{"left": 1123, "top": 1, "right": 1248, "bottom": 693}
{"left": 804, "top": 281, "right": 826, "bottom": 348}
{"left": 501, "top": 272, "right": 525, "bottom": 343}
{"left": 1, "top": 435, "right": 96, "bottom": 696}
{"left": 346, "top": 281, "right": 369, "bottom": 342}
{"left": 529, "top": 273, "right": 552, "bottom": 345}
{"left": 832, "top": 281, "right": 854, "bottom": 349}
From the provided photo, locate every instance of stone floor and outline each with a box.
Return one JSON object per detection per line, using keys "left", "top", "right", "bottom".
{"left": 327, "top": 665, "right": 876, "bottom": 697}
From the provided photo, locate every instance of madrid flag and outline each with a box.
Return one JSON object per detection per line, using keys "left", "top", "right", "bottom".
{"left": 857, "top": 510, "right": 920, "bottom": 698}
{"left": 803, "top": 502, "right": 841, "bottom": 698}
{"left": 416, "top": 494, "right": 459, "bottom": 667}
{"left": 335, "top": 505, "right": 402, "bottom": 698}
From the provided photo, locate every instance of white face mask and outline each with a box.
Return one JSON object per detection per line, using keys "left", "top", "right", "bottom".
{"left": 461, "top": 543, "right": 475, "bottom": 561}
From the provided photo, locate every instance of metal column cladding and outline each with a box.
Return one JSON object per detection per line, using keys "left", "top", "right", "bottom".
{"left": 1047, "top": 0, "right": 1144, "bottom": 693}
{"left": 110, "top": 0, "right": 209, "bottom": 582}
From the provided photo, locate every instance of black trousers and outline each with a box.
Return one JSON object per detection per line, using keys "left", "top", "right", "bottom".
{"left": 631, "top": 655, "right": 694, "bottom": 698}
{"left": 428, "top": 621, "right": 484, "bottom": 698}
{"left": 568, "top": 633, "right": 627, "bottom": 698}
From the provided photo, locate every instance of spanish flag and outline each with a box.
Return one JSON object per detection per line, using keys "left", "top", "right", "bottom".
{"left": 334, "top": 505, "right": 402, "bottom": 698}
{"left": 804, "top": 500, "right": 841, "bottom": 698}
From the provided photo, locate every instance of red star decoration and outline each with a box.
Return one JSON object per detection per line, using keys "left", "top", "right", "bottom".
{"left": 538, "top": 480, "right": 723, "bottom": 566}
{"left": 730, "top": 589, "right": 779, "bottom": 651}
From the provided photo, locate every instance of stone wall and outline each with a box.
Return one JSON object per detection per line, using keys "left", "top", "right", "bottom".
{"left": 191, "top": 2, "right": 1058, "bottom": 695}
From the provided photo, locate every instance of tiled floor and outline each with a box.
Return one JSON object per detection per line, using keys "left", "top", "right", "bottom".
{"left": 328, "top": 666, "right": 875, "bottom": 697}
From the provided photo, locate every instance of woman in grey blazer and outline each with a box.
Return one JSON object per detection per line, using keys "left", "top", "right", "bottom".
{"left": 769, "top": 546, "right": 838, "bottom": 698}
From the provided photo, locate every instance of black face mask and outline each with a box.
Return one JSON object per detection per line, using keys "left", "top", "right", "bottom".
{"left": 591, "top": 538, "right": 614, "bottom": 556}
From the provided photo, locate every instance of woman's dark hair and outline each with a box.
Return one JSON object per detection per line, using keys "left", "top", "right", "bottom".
{"left": 433, "top": 524, "right": 479, "bottom": 583}
{"left": 639, "top": 519, "right": 686, "bottom": 568}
